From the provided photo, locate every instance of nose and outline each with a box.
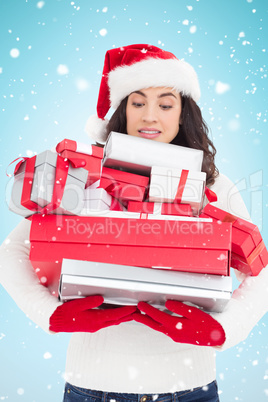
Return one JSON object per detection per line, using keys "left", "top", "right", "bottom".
{"left": 142, "top": 105, "right": 158, "bottom": 123}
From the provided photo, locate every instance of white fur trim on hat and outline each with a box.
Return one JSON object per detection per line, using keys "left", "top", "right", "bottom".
{"left": 108, "top": 58, "right": 200, "bottom": 109}
{"left": 84, "top": 115, "right": 109, "bottom": 144}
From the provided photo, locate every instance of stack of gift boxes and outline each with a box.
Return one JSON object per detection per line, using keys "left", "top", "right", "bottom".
{"left": 9, "top": 132, "right": 268, "bottom": 313}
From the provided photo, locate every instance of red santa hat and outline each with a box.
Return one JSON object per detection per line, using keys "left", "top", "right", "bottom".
{"left": 85, "top": 44, "right": 201, "bottom": 143}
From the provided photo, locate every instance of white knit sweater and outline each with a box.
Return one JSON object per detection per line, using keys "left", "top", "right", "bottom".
{"left": 0, "top": 173, "right": 267, "bottom": 393}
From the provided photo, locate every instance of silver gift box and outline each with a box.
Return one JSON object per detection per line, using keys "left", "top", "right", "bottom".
{"left": 9, "top": 150, "right": 88, "bottom": 217}
{"left": 103, "top": 132, "right": 204, "bottom": 176}
{"left": 83, "top": 187, "right": 112, "bottom": 212}
{"left": 59, "top": 259, "right": 232, "bottom": 313}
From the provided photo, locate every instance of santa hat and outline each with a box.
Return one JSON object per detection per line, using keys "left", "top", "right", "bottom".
{"left": 85, "top": 44, "right": 200, "bottom": 144}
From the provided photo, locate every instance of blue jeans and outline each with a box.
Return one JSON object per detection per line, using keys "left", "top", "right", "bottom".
{"left": 63, "top": 380, "right": 220, "bottom": 401}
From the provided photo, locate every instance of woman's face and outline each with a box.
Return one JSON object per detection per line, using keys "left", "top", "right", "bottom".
{"left": 126, "top": 87, "right": 182, "bottom": 143}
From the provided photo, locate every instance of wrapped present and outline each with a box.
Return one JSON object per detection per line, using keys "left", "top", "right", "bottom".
{"left": 127, "top": 200, "right": 193, "bottom": 217}
{"left": 9, "top": 150, "right": 88, "bottom": 217}
{"left": 149, "top": 166, "right": 206, "bottom": 215}
{"left": 56, "top": 139, "right": 103, "bottom": 187}
{"left": 59, "top": 259, "right": 232, "bottom": 313}
{"left": 30, "top": 213, "right": 232, "bottom": 294}
{"left": 200, "top": 204, "right": 268, "bottom": 276}
{"left": 83, "top": 187, "right": 112, "bottom": 212}
{"left": 103, "top": 131, "right": 203, "bottom": 176}
{"left": 82, "top": 184, "right": 125, "bottom": 213}
{"left": 99, "top": 166, "right": 149, "bottom": 204}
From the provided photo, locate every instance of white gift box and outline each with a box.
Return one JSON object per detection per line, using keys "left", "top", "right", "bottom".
{"left": 103, "top": 131, "right": 203, "bottom": 176}
{"left": 77, "top": 209, "right": 211, "bottom": 221}
{"left": 59, "top": 259, "right": 232, "bottom": 313}
{"left": 149, "top": 166, "right": 206, "bottom": 215}
{"left": 9, "top": 150, "right": 88, "bottom": 217}
{"left": 83, "top": 187, "right": 112, "bottom": 212}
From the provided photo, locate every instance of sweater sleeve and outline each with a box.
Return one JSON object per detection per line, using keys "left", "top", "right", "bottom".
{"left": 208, "top": 173, "right": 268, "bottom": 350}
{"left": 0, "top": 218, "right": 62, "bottom": 333}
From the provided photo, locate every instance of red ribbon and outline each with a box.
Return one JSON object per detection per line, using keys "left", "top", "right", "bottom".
{"left": 6, "top": 157, "right": 29, "bottom": 177}
{"left": 41, "top": 156, "right": 69, "bottom": 214}
{"left": 21, "top": 156, "right": 39, "bottom": 211}
{"left": 59, "top": 151, "right": 87, "bottom": 168}
{"left": 222, "top": 213, "right": 237, "bottom": 225}
{"left": 139, "top": 213, "right": 149, "bottom": 219}
{"left": 205, "top": 186, "right": 218, "bottom": 203}
{"left": 104, "top": 181, "right": 122, "bottom": 195}
{"left": 245, "top": 240, "right": 266, "bottom": 266}
{"left": 174, "top": 169, "right": 189, "bottom": 203}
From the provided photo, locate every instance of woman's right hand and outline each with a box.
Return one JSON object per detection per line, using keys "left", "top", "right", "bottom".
{"left": 134, "top": 300, "right": 226, "bottom": 346}
{"left": 49, "top": 295, "right": 137, "bottom": 333}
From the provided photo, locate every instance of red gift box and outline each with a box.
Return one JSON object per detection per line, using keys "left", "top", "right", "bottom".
{"left": 200, "top": 204, "right": 268, "bottom": 276}
{"left": 127, "top": 201, "right": 193, "bottom": 217}
{"left": 99, "top": 167, "right": 149, "bottom": 204}
{"left": 30, "top": 214, "right": 231, "bottom": 294}
{"left": 56, "top": 139, "right": 103, "bottom": 187}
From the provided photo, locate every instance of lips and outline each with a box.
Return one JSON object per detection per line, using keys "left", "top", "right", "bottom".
{"left": 138, "top": 128, "right": 161, "bottom": 139}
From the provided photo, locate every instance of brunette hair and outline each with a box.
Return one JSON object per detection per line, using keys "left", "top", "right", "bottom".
{"left": 106, "top": 95, "right": 218, "bottom": 186}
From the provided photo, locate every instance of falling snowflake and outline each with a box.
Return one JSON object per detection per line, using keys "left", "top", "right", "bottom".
{"left": 189, "top": 25, "right": 197, "bottom": 34}
{"left": 217, "top": 253, "right": 227, "bottom": 261}
{"left": 176, "top": 322, "right": 183, "bottom": 330}
{"left": 228, "top": 119, "right": 240, "bottom": 131}
{"left": 37, "top": 1, "right": 45, "bottom": 8}
{"left": 43, "top": 352, "right": 52, "bottom": 359}
{"left": 127, "top": 366, "right": 138, "bottom": 380}
{"left": 57, "top": 64, "right": 69, "bottom": 75}
{"left": 75, "top": 78, "right": 90, "bottom": 91}
{"left": 99, "top": 28, "right": 107, "bottom": 37}
{"left": 10, "top": 48, "right": 20, "bottom": 58}
{"left": 183, "top": 357, "right": 192, "bottom": 366}
{"left": 215, "top": 81, "right": 230, "bottom": 95}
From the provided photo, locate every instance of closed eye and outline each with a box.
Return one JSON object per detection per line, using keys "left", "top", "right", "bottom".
{"left": 132, "top": 102, "right": 145, "bottom": 108}
{"left": 160, "top": 105, "right": 173, "bottom": 110}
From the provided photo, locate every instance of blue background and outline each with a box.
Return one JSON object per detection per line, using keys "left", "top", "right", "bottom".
{"left": 0, "top": 0, "right": 267, "bottom": 400}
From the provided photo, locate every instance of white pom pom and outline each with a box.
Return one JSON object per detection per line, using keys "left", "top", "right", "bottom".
{"left": 84, "top": 115, "right": 109, "bottom": 144}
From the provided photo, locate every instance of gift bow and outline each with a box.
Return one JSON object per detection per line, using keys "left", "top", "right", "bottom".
{"left": 56, "top": 139, "right": 94, "bottom": 156}
{"left": 6, "top": 157, "right": 29, "bottom": 177}
{"left": 61, "top": 155, "right": 87, "bottom": 169}
{"left": 205, "top": 186, "right": 218, "bottom": 203}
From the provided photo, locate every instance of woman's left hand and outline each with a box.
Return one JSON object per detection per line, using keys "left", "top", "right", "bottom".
{"left": 134, "top": 300, "right": 226, "bottom": 347}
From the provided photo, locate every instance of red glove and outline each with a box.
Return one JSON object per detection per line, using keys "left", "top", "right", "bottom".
{"left": 49, "top": 295, "right": 137, "bottom": 333}
{"left": 134, "top": 300, "right": 226, "bottom": 347}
